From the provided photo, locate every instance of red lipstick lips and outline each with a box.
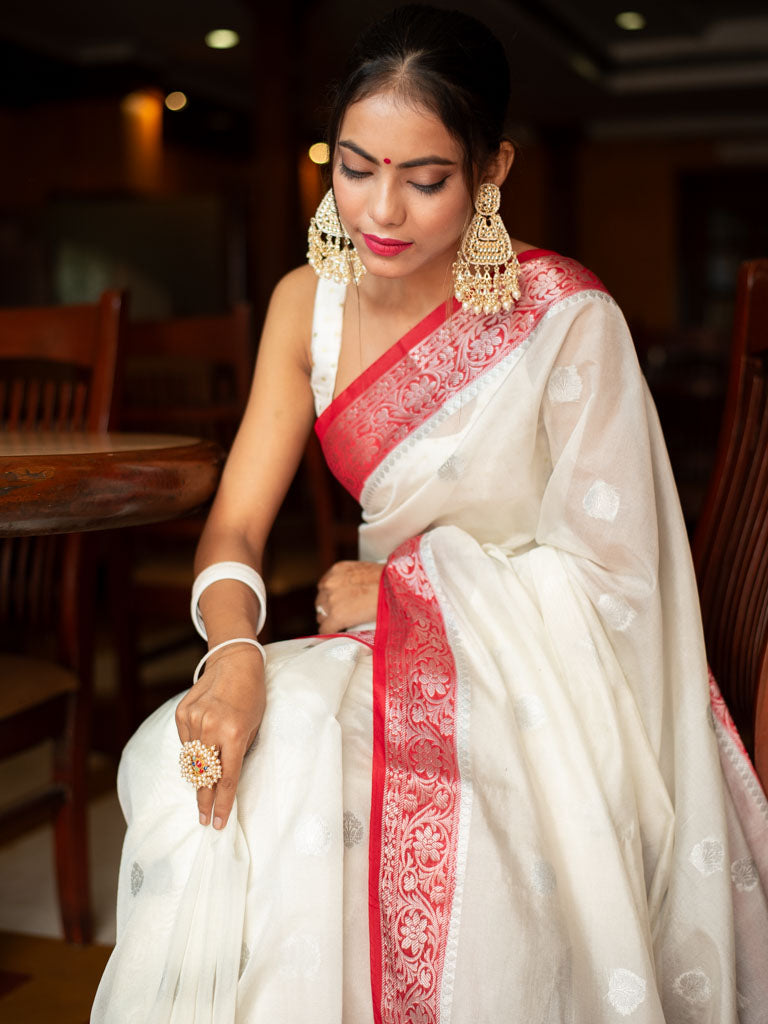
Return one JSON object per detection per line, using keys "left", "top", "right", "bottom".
{"left": 362, "top": 234, "right": 413, "bottom": 257}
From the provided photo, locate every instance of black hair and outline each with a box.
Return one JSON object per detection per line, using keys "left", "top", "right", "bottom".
{"left": 326, "top": 5, "right": 511, "bottom": 187}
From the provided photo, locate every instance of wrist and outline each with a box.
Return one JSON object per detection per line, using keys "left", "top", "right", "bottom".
{"left": 193, "top": 637, "right": 266, "bottom": 684}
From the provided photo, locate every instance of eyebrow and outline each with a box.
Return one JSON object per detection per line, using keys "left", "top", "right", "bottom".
{"left": 339, "top": 139, "right": 456, "bottom": 169}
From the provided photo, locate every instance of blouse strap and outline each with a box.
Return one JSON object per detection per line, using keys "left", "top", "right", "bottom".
{"left": 310, "top": 277, "right": 347, "bottom": 418}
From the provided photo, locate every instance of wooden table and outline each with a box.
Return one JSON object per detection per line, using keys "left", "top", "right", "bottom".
{"left": 0, "top": 432, "right": 224, "bottom": 536}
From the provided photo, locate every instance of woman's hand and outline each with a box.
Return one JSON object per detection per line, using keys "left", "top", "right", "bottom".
{"left": 175, "top": 645, "right": 266, "bottom": 829}
{"left": 315, "top": 560, "right": 384, "bottom": 633}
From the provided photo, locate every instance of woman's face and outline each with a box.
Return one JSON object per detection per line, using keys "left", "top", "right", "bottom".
{"left": 332, "top": 91, "right": 472, "bottom": 283}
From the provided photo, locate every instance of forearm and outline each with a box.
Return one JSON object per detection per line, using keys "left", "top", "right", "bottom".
{"left": 190, "top": 268, "right": 317, "bottom": 649}
{"left": 194, "top": 519, "right": 263, "bottom": 578}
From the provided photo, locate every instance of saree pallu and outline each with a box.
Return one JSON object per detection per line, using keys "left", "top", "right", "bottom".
{"left": 92, "top": 253, "right": 768, "bottom": 1023}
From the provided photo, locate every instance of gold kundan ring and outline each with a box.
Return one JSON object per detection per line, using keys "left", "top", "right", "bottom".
{"left": 179, "top": 739, "right": 223, "bottom": 790}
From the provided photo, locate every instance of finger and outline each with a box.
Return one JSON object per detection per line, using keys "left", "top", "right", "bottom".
{"left": 315, "top": 591, "right": 331, "bottom": 629}
{"left": 210, "top": 742, "right": 245, "bottom": 829}
{"left": 197, "top": 785, "right": 215, "bottom": 826}
{"left": 200, "top": 713, "right": 245, "bottom": 831}
{"left": 182, "top": 729, "right": 217, "bottom": 824}
{"left": 319, "top": 611, "right": 341, "bottom": 634}
{"left": 179, "top": 723, "right": 216, "bottom": 823}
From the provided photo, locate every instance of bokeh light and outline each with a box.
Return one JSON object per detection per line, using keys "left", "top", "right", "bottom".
{"left": 308, "top": 142, "right": 330, "bottom": 165}
{"left": 121, "top": 90, "right": 160, "bottom": 117}
{"left": 164, "top": 91, "right": 188, "bottom": 112}
{"left": 204, "top": 29, "right": 240, "bottom": 50}
{"left": 615, "top": 11, "right": 647, "bottom": 31}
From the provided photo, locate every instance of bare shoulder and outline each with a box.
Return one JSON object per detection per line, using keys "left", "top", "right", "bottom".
{"left": 268, "top": 265, "right": 318, "bottom": 326}
{"left": 258, "top": 265, "right": 318, "bottom": 374}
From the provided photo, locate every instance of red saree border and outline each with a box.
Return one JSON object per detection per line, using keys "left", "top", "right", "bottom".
{"left": 316, "top": 253, "right": 607, "bottom": 502}
{"left": 709, "top": 668, "right": 763, "bottom": 789}
{"left": 314, "top": 248, "right": 557, "bottom": 446}
{"left": 315, "top": 297, "right": 460, "bottom": 443}
{"left": 517, "top": 247, "right": 557, "bottom": 262}
{"left": 369, "top": 536, "right": 461, "bottom": 1024}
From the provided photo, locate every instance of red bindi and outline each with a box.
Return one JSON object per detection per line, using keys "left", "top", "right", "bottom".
{"left": 383, "top": 158, "right": 391, "bottom": 164}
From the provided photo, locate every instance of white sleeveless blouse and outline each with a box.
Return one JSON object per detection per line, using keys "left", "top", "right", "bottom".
{"left": 310, "top": 277, "right": 347, "bottom": 417}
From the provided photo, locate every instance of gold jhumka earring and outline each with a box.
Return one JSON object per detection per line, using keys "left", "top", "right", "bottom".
{"left": 453, "top": 182, "right": 521, "bottom": 315}
{"left": 307, "top": 189, "right": 366, "bottom": 285}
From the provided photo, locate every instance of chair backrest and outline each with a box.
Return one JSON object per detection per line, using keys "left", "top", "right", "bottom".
{"left": 0, "top": 290, "right": 123, "bottom": 432}
{"left": 117, "top": 304, "right": 253, "bottom": 448}
{"left": 0, "top": 290, "right": 124, "bottom": 654}
{"left": 693, "top": 259, "right": 768, "bottom": 780}
{"left": 302, "top": 432, "right": 360, "bottom": 573}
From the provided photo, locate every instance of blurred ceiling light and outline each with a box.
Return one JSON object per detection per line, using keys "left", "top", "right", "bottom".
{"left": 121, "top": 90, "right": 160, "bottom": 117}
{"left": 615, "top": 11, "right": 647, "bottom": 31}
{"left": 121, "top": 90, "right": 163, "bottom": 188}
{"left": 309, "top": 142, "right": 330, "bottom": 165}
{"left": 165, "top": 91, "right": 188, "bottom": 111}
{"left": 205, "top": 29, "right": 240, "bottom": 50}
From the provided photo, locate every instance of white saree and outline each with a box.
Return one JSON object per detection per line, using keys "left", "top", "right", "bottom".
{"left": 93, "top": 250, "right": 768, "bottom": 1023}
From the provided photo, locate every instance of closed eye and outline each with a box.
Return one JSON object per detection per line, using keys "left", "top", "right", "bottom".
{"left": 411, "top": 177, "right": 449, "bottom": 195}
{"left": 338, "top": 162, "right": 370, "bottom": 181}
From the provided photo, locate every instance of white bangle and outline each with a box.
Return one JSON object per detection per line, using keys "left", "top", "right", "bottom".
{"left": 193, "top": 637, "right": 267, "bottom": 684}
{"left": 191, "top": 561, "right": 267, "bottom": 640}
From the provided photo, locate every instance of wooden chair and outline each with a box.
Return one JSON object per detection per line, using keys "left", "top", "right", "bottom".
{"left": 117, "top": 305, "right": 253, "bottom": 448}
{"left": 303, "top": 431, "right": 361, "bottom": 571}
{"left": 693, "top": 259, "right": 768, "bottom": 789}
{"left": 0, "top": 289, "right": 124, "bottom": 943}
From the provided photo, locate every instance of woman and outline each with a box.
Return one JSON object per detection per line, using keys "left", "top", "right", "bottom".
{"left": 93, "top": 6, "right": 768, "bottom": 1021}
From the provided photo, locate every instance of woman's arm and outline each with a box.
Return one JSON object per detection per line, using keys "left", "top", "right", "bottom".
{"left": 197, "top": 266, "right": 319, "bottom": 580}
{"left": 176, "top": 266, "right": 317, "bottom": 830}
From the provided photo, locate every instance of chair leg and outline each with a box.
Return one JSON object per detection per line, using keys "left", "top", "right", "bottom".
{"left": 53, "top": 693, "right": 92, "bottom": 944}
{"left": 53, "top": 790, "right": 92, "bottom": 944}
{"left": 108, "top": 535, "right": 141, "bottom": 745}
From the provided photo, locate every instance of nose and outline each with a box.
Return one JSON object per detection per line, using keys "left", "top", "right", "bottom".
{"left": 368, "top": 177, "right": 405, "bottom": 229}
